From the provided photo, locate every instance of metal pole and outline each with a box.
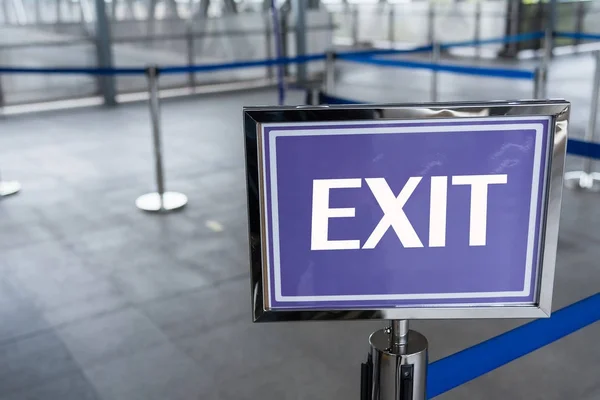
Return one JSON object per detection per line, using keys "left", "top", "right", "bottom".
{"left": 293, "top": 0, "right": 308, "bottom": 85}
{"left": 364, "top": 320, "right": 428, "bottom": 400}
{"left": 583, "top": 52, "right": 600, "bottom": 174}
{"left": 94, "top": 0, "right": 117, "bottom": 106}
{"left": 136, "top": 66, "right": 188, "bottom": 212}
{"left": 351, "top": 5, "right": 359, "bottom": 46}
{"left": 431, "top": 42, "right": 439, "bottom": 102}
{"left": 564, "top": 51, "right": 600, "bottom": 191}
{"left": 474, "top": 0, "right": 481, "bottom": 58}
{"left": 325, "top": 50, "right": 335, "bottom": 94}
{"left": 35, "top": 0, "right": 42, "bottom": 23}
{"left": 575, "top": 1, "right": 585, "bottom": 48}
{"left": 265, "top": 12, "right": 274, "bottom": 80}
{"left": 56, "top": 0, "right": 62, "bottom": 23}
{"left": 387, "top": 5, "right": 395, "bottom": 47}
{"left": 186, "top": 24, "right": 196, "bottom": 88}
{"left": 533, "top": 67, "right": 541, "bottom": 99}
{"left": 427, "top": 1, "right": 435, "bottom": 46}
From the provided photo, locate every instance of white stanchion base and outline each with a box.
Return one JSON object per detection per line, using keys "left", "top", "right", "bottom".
{"left": 0, "top": 181, "right": 21, "bottom": 197}
{"left": 564, "top": 171, "right": 600, "bottom": 192}
{"left": 136, "top": 192, "right": 188, "bottom": 212}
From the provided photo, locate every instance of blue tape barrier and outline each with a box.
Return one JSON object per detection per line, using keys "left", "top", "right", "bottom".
{"left": 554, "top": 31, "right": 600, "bottom": 42}
{"left": 440, "top": 31, "right": 545, "bottom": 50}
{"left": 0, "top": 54, "right": 327, "bottom": 75}
{"left": 319, "top": 92, "right": 600, "bottom": 161}
{"left": 428, "top": 292, "right": 600, "bottom": 397}
{"left": 337, "top": 54, "right": 536, "bottom": 80}
{"left": 0, "top": 66, "right": 146, "bottom": 75}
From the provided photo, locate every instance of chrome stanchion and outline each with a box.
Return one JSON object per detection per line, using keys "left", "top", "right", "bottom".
{"left": 430, "top": 42, "right": 440, "bottom": 102}
{"left": 474, "top": 1, "right": 482, "bottom": 58}
{"left": 185, "top": 24, "right": 196, "bottom": 88}
{"left": 388, "top": 5, "right": 395, "bottom": 47}
{"left": 136, "top": 66, "right": 188, "bottom": 212}
{"left": 351, "top": 5, "right": 359, "bottom": 46}
{"left": 565, "top": 51, "right": 600, "bottom": 191}
{"left": 325, "top": 50, "right": 335, "bottom": 94}
{"left": 0, "top": 170, "right": 20, "bottom": 197}
{"left": 427, "top": 2, "right": 435, "bottom": 47}
{"left": 361, "top": 320, "right": 428, "bottom": 400}
{"left": 533, "top": 66, "right": 542, "bottom": 99}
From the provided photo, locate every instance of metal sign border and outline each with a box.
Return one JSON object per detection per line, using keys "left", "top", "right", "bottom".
{"left": 243, "top": 100, "right": 570, "bottom": 322}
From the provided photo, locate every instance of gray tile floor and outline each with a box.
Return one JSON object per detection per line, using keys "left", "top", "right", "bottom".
{"left": 0, "top": 71, "right": 598, "bottom": 400}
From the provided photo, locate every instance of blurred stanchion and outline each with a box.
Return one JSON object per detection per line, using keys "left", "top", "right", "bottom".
{"left": 565, "top": 51, "right": 600, "bottom": 191}
{"left": 431, "top": 43, "right": 440, "bottom": 102}
{"left": 136, "top": 66, "right": 188, "bottom": 212}
{"left": 325, "top": 50, "right": 335, "bottom": 94}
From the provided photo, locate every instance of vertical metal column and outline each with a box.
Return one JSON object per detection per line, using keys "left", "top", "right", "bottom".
{"left": 325, "top": 50, "right": 335, "bottom": 94}
{"left": 474, "top": 0, "right": 481, "bottom": 58}
{"left": 293, "top": 0, "right": 307, "bottom": 85}
{"left": 427, "top": 1, "right": 435, "bottom": 46}
{"left": 35, "top": 0, "right": 42, "bottom": 23}
{"left": 136, "top": 66, "right": 188, "bottom": 212}
{"left": 351, "top": 5, "right": 359, "bottom": 46}
{"left": 56, "top": 0, "right": 62, "bottom": 23}
{"left": 540, "top": 0, "right": 557, "bottom": 99}
{"left": 575, "top": 2, "right": 585, "bottom": 48}
{"left": 265, "top": 12, "right": 274, "bottom": 80}
{"left": 431, "top": 43, "right": 440, "bottom": 102}
{"left": 388, "top": 5, "right": 395, "bottom": 46}
{"left": 186, "top": 23, "right": 196, "bottom": 88}
{"left": 364, "top": 320, "right": 428, "bottom": 400}
{"left": 564, "top": 51, "right": 600, "bottom": 191}
{"left": 95, "top": 0, "right": 116, "bottom": 105}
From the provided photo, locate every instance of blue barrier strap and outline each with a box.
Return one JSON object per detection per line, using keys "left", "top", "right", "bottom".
{"left": 440, "top": 31, "right": 545, "bottom": 50}
{"left": 338, "top": 55, "right": 535, "bottom": 80}
{"left": 554, "top": 31, "right": 600, "bottom": 42}
{"left": 160, "top": 53, "right": 326, "bottom": 74}
{"left": 428, "top": 292, "right": 600, "bottom": 398}
{"left": 336, "top": 45, "right": 434, "bottom": 58}
{"left": 0, "top": 66, "right": 146, "bottom": 74}
{"left": 567, "top": 138, "right": 600, "bottom": 159}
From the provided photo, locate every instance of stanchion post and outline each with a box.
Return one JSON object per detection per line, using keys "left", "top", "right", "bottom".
{"left": 474, "top": 0, "right": 482, "bottom": 58}
{"left": 364, "top": 320, "right": 428, "bottom": 400}
{"left": 533, "top": 67, "right": 541, "bottom": 99}
{"left": 352, "top": 5, "right": 359, "bottom": 46}
{"left": 324, "top": 50, "right": 335, "bottom": 94}
{"left": 265, "top": 12, "right": 274, "bottom": 80}
{"left": 388, "top": 5, "right": 395, "bottom": 47}
{"left": 186, "top": 24, "right": 196, "bottom": 88}
{"left": 135, "top": 66, "right": 188, "bottom": 212}
{"left": 431, "top": 42, "right": 440, "bottom": 102}
{"left": 564, "top": 50, "right": 600, "bottom": 191}
{"left": 427, "top": 2, "right": 435, "bottom": 46}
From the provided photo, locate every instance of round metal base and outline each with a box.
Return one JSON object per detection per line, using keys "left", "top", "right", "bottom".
{"left": 564, "top": 171, "right": 600, "bottom": 192}
{"left": 136, "top": 192, "right": 188, "bottom": 212}
{"left": 0, "top": 181, "right": 21, "bottom": 197}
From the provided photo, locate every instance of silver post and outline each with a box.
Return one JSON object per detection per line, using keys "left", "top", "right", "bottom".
{"left": 351, "top": 5, "right": 359, "bottom": 46}
{"left": 533, "top": 67, "right": 541, "bottom": 99}
{"left": 474, "top": 1, "right": 481, "bottom": 58}
{"left": 56, "top": 0, "right": 62, "bottom": 23}
{"left": 431, "top": 42, "right": 439, "bottom": 102}
{"left": 136, "top": 66, "right": 188, "bottom": 212}
{"left": 388, "top": 5, "right": 395, "bottom": 46}
{"left": 368, "top": 320, "right": 428, "bottom": 400}
{"left": 564, "top": 51, "right": 600, "bottom": 191}
{"left": 35, "top": 0, "right": 42, "bottom": 23}
{"left": 265, "top": 12, "right": 274, "bottom": 80}
{"left": 390, "top": 320, "right": 409, "bottom": 348}
{"left": 583, "top": 51, "right": 600, "bottom": 174}
{"left": 427, "top": 1, "right": 435, "bottom": 46}
{"left": 325, "top": 50, "right": 335, "bottom": 94}
{"left": 186, "top": 24, "right": 196, "bottom": 88}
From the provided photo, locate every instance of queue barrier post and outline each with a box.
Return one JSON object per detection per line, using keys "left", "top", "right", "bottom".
{"left": 352, "top": 6, "right": 359, "bottom": 46}
{"left": 361, "top": 320, "right": 428, "bottom": 400}
{"left": 564, "top": 50, "right": 600, "bottom": 191}
{"left": 430, "top": 42, "right": 440, "bottom": 102}
{"left": 135, "top": 65, "right": 188, "bottom": 212}
{"left": 325, "top": 50, "right": 336, "bottom": 94}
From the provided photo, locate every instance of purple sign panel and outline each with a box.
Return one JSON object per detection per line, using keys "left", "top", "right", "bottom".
{"left": 259, "top": 117, "right": 551, "bottom": 310}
